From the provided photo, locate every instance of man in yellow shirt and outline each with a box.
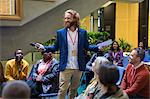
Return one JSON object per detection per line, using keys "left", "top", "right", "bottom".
{"left": 4, "top": 49, "right": 29, "bottom": 81}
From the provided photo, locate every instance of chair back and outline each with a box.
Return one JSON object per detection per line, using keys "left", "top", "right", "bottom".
{"left": 116, "top": 66, "right": 125, "bottom": 85}
{"left": 123, "top": 56, "right": 129, "bottom": 68}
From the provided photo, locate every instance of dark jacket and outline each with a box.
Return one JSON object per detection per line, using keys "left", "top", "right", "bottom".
{"left": 27, "top": 58, "right": 59, "bottom": 94}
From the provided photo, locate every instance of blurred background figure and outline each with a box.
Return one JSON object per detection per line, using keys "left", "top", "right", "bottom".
{"left": 26, "top": 52, "right": 59, "bottom": 98}
{"left": 4, "top": 49, "right": 29, "bottom": 81}
{"left": 107, "top": 41, "right": 123, "bottom": 67}
{"left": 0, "top": 61, "right": 5, "bottom": 97}
{"left": 0, "top": 61, "right": 5, "bottom": 84}
{"left": 138, "top": 41, "right": 145, "bottom": 50}
{"left": 143, "top": 47, "right": 150, "bottom": 63}
{"left": 139, "top": 41, "right": 150, "bottom": 62}
{"left": 2, "top": 80, "right": 31, "bottom": 99}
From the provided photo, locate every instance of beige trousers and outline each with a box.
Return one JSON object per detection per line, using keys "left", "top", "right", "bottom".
{"left": 58, "top": 69, "right": 82, "bottom": 99}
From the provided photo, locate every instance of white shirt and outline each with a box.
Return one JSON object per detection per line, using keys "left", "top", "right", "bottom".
{"left": 66, "top": 28, "right": 79, "bottom": 69}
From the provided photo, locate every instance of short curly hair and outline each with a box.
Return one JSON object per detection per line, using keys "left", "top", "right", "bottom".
{"left": 134, "top": 47, "right": 145, "bottom": 61}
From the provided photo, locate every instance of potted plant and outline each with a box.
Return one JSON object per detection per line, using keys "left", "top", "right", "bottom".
{"left": 118, "top": 38, "right": 132, "bottom": 52}
{"left": 87, "top": 31, "right": 111, "bottom": 56}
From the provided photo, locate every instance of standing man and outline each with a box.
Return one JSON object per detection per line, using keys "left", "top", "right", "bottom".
{"left": 36, "top": 9, "right": 100, "bottom": 99}
{"left": 4, "top": 49, "right": 29, "bottom": 81}
{"left": 121, "top": 48, "right": 150, "bottom": 98}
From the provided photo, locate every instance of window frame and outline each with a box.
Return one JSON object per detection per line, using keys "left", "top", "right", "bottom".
{"left": 0, "top": 0, "right": 23, "bottom": 20}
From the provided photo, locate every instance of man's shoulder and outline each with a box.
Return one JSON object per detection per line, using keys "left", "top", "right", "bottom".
{"left": 5, "top": 59, "right": 15, "bottom": 68}
{"left": 6, "top": 59, "right": 15, "bottom": 64}
{"left": 138, "top": 64, "right": 150, "bottom": 75}
{"left": 78, "top": 28, "right": 87, "bottom": 32}
{"left": 57, "top": 28, "right": 66, "bottom": 32}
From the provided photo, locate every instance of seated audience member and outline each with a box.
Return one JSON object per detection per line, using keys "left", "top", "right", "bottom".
{"left": 85, "top": 41, "right": 104, "bottom": 86}
{"left": 86, "top": 40, "right": 107, "bottom": 71}
{"left": 75, "top": 57, "right": 109, "bottom": 99}
{"left": 86, "top": 50, "right": 104, "bottom": 71}
{"left": 93, "top": 63, "right": 128, "bottom": 99}
{"left": 2, "top": 80, "right": 30, "bottom": 99}
{"left": 107, "top": 41, "right": 123, "bottom": 67}
{"left": 4, "top": 49, "right": 29, "bottom": 81}
{"left": 143, "top": 48, "right": 150, "bottom": 62}
{"left": 0, "top": 61, "right": 5, "bottom": 83}
{"left": 138, "top": 41, "right": 145, "bottom": 50}
{"left": 121, "top": 48, "right": 150, "bottom": 98}
{"left": 143, "top": 48, "right": 150, "bottom": 71}
{"left": 85, "top": 50, "right": 104, "bottom": 86}
{"left": 0, "top": 61, "right": 5, "bottom": 96}
{"left": 26, "top": 51, "right": 59, "bottom": 98}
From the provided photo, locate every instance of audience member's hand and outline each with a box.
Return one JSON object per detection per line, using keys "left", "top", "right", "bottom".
{"left": 36, "top": 75, "right": 42, "bottom": 81}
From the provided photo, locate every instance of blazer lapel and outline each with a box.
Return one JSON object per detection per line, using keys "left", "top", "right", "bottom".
{"left": 78, "top": 28, "right": 81, "bottom": 49}
{"left": 63, "top": 28, "right": 68, "bottom": 45}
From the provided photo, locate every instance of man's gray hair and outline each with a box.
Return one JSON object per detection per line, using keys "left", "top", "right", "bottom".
{"left": 94, "top": 56, "right": 110, "bottom": 72}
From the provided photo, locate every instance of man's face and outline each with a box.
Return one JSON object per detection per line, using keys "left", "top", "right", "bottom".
{"left": 129, "top": 50, "right": 139, "bottom": 64}
{"left": 43, "top": 52, "right": 52, "bottom": 61}
{"left": 15, "top": 50, "right": 23, "bottom": 62}
{"left": 64, "top": 12, "right": 75, "bottom": 28}
{"left": 139, "top": 42, "right": 144, "bottom": 49}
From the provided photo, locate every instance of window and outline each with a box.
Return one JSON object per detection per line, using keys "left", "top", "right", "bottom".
{"left": 0, "top": 0, "right": 22, "bottom": 20}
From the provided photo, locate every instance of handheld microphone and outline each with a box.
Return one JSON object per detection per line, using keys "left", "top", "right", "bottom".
{"left": 30, "top": 43, "right": 36, "bottom": 47}
{"left": 30, "top": 43, "right": 46, "bottom": 52}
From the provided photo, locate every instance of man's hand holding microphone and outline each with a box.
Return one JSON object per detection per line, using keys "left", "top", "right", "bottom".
{"left": 30, "top": 43, "right": 46, "bottom": 52}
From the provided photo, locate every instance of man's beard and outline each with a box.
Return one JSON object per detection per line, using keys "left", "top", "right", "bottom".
{"left": 64, "top": 21, "right": 76, "bottom": 28}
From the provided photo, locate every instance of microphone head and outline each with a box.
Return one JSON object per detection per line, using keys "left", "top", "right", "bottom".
{"left": 30, "top": 43, "right": 36, "bottom": 47}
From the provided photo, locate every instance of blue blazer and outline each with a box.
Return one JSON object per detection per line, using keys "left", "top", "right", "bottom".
{"left": 45, "top": 27, "right": 99, "bottom": 71}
